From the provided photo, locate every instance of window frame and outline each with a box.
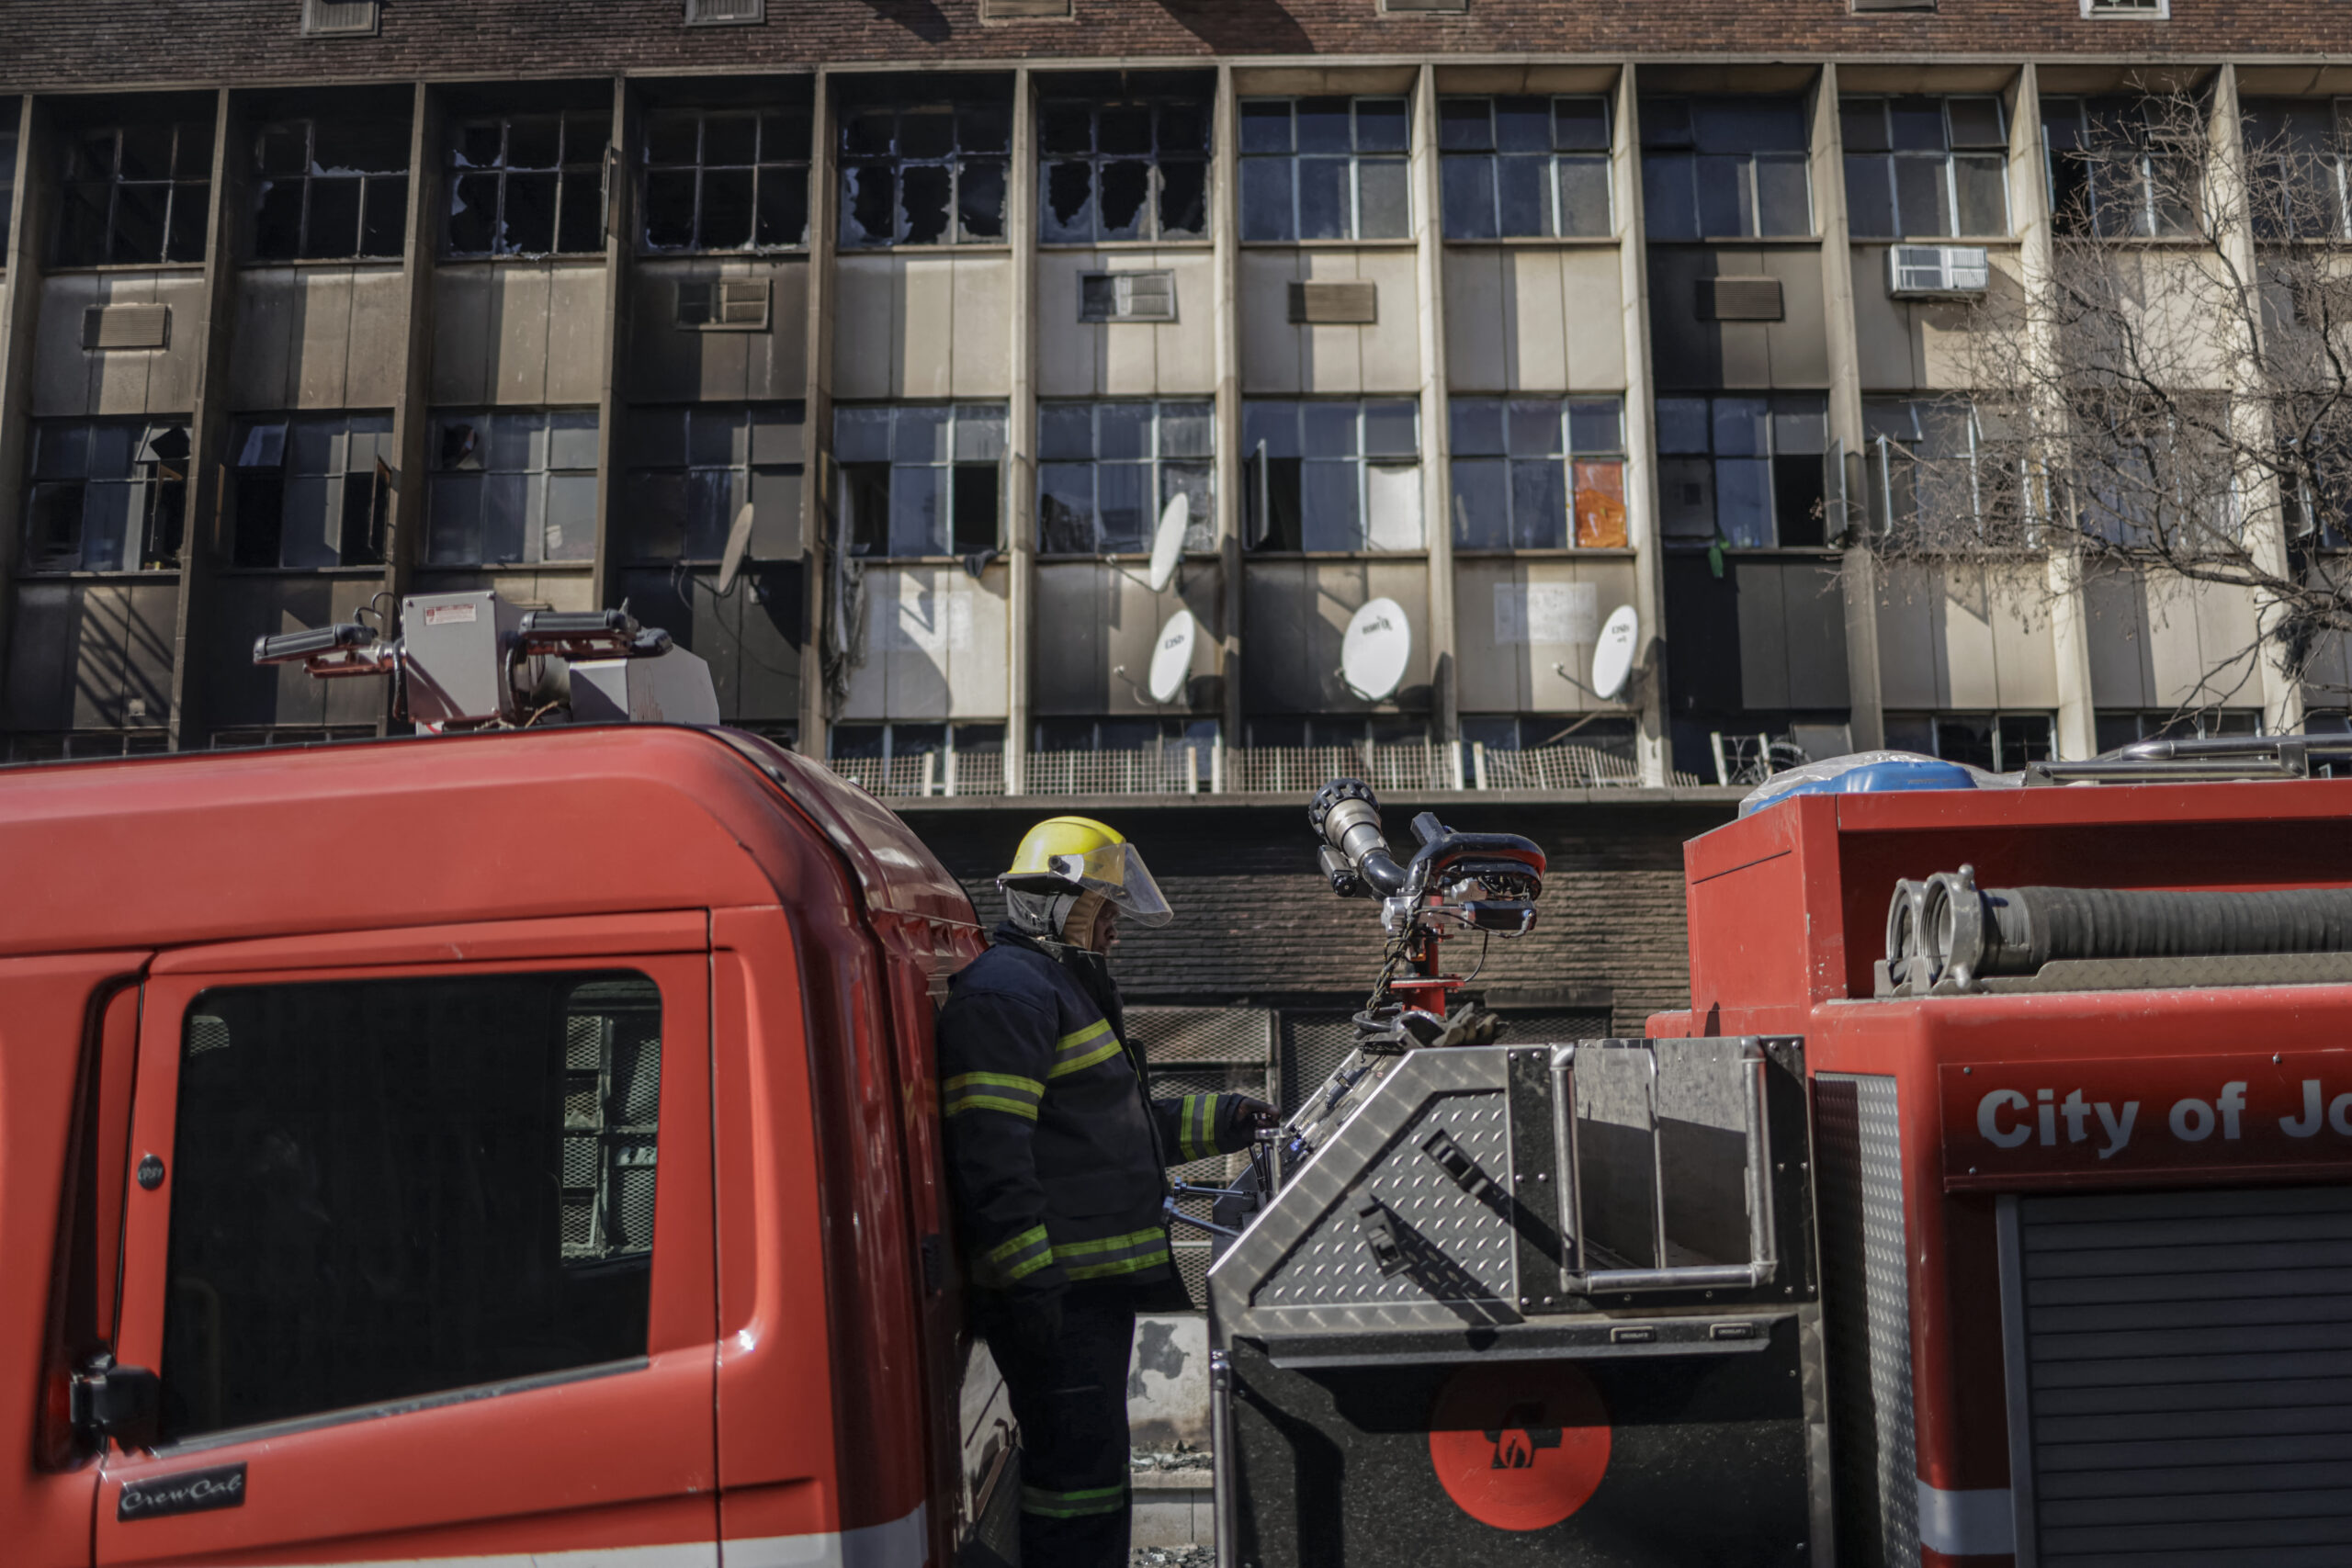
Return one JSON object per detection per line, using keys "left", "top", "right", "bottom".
{"left": 251, "top": 116, "right": 413, "bottom": 263}
{"left": 1437, "top": 95, "right": 1614, "bottom": 241}
{"left": 1238, "top": 95, "right": 1414, "bottom": 243}
{"left": 1037, "top": 95, "right": 1213, "bottom": 245}
{"left": 1637, "top": 95, "right": 1814, "bottom": 241}
{"left": 1446, "top": 395, "right": 1628, "bottom": 551}
{"left": 619, "top": 401, "right": 806, "bottom": 564}
{"left": 22, "top": 416, "right": 191, "bottom": 573}
{"left": 230, "top": 411, "right": 394, "bottom": 570}
{"left": 96, "top": 921, "right": 712, "bottom": 1564}
{"left": 444, "top": 110, "right": 610, "bottom": 259}
{"left": 1655, "top": 392, "right": 1831, "bottom": 550}
{"left": 639, "top": 104, "right": 812, "bottom": 254}
{"left": 424, "top": 407, "right": 602, "bottom": 567}
{"left": 833, "top": 401, "right": 1009, "bottom": 559}
{"left": 837, "top": 99, "right": 1012, "bottom": 250}
{"left": 1882, "top": 710, "right": 2055, "bottom": 772}
{"left": 1838, "top": 95, "right": 2012, "bottom": 241}
{"left": 1035, "top": 399, "right": 1215, "bottom": 557}
{"left": 1241, "top": 398, "right": 1424, "bottom": 554}
{"left": 55, "top": 119, "right": 216, "bottom": 267}
{"left": 2041, "top": 96, "right": 2202, "bottom": 240}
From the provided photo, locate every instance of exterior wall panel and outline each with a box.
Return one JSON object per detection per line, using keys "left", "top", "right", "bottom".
{"left": 1454, "top": 555, "right": 1640, "bottom": 712}
{"left": 33, "top": 272, "right": 207, "bottom": 417}
{"left": 1240, "top": 558, "right": 1430, "bottom": 714}
{"left": 840, "top": 561, "right": 1011, "bottom": 720}
{"left": 1032, "top": 560, "right": 1222, "bottom": 716}
{"left": 1035, "top": 250, "right": 1216, "bottom": 399}
{"left": 831, "top": 253, "right": 1011, "bottom": 401}
{"left": 628, "top": 258, "right": 810, "bottom": 403}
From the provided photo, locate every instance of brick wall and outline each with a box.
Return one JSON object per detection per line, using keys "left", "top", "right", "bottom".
{"left": 904, "top": 799, "right": 1729, "bottom": 1037}
{"left": 0, "top": 0, "right": 2343, "bottom": 96}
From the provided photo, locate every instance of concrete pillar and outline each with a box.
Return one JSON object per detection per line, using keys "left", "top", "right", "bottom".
{"left": 1814, "top": 62, "right": 1885, "bottom": 754}
{"left": 0, "top": 96, "right": 48, "bottom": 715}
{"left": 800, "top": 68, "right": 838, "bottom": 759}
{"left": 1004, "top": 66, "right": 1038, "bottom": 795}
{"left": 379, "top": 81, "right": 443, "bottom": 733}
{"left": 1214, "top": 64, "right": 1244, "bottom": 763}
{"left": 164, "top": 87, "right": 252, "bottom": 751}
{"left": 1615, "top": 66, "right": 1671, "bottom": 787}
{"left": 1411, "top": 63, "right": 1459, "bottom": 755}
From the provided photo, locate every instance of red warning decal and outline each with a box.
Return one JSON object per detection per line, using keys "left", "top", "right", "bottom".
{"left": 1427, "top": 1362, "right": 1611, "bottom": 1532}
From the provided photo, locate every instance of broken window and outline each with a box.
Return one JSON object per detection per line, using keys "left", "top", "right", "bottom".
{"left": 1657, "top": 393, "right": 1828, "bottom": 548}
{"left": 641, "top": 106, "right": 809, "bottom": 253}
{"left": 1639, "top": 96, "right": 1812, "bottom": 240}
{"left": 56, "top": 119, "right": 215, "bottom": 265}
{"left": 23, "top": 417, "right": 190, "bottom": 570}
{"left": 1238, "top": 96, "right": 1410, "bottom": 243}
{"left": 838, "top": 100, "right": 1009, "bottom": 248}
{"left": 622, "top": 402, "right": 804, "bottom": 561}
{"left": 446, "top": 111, "right": 609, "bottom": 257}
{"left": 231, "top": 412, "right": 393, "bottom": 568}
{"left": 1440, "top": 96, "right": 1612, "bottom": 240}
{"left": 1841, "top": 96, "right": 2009, "bottom": 240}
{"left": 1450, "top": 397, "right": 1626, "bottom": 550}
{"left": 1038, "top": 96, "right": 1209, "bottom": 243}
{"left": 833, "top": 402, "right": 1005, "bottom": 556}
{"left": 1241, "top": 400, "right": 1420, "bottom": 553}
{"left": 1037, "top": 400, "right": 1213, "bottom": 555}
{"left": 425, "top": 408, "right": 599, "bottom": 564}
{"left": 252, "top": 118, "right": 410, "bottom": 260}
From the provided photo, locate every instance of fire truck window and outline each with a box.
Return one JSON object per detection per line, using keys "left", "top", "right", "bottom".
{"left": 155, "top": 971, "right": 662, "bottom": 1443}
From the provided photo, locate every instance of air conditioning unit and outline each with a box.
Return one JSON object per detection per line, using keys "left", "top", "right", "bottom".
{"left": 1887, "top": 244, "right": 1990, "bottom": 299}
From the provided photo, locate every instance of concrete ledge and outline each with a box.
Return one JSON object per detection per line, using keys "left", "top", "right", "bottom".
{"left": 1131, "top": 1471, "right": 1216, "bottom": 1548}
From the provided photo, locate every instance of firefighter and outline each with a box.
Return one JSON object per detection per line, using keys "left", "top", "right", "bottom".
{"left": 937, "top": 815, "right": 1275, "bottom": 1568}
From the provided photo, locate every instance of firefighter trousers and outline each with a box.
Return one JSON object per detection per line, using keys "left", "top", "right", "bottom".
{"left": 986, "top": 1283, "right": 1137, "bottom": 1568}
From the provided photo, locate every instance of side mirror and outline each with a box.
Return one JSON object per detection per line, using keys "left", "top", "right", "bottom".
{"left": 72, "top": 1359, "right": 161, "bottom": 1450}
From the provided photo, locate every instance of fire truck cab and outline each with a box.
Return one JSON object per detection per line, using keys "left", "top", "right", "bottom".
{"left": 0, "top": 726, "right": 1002, "bottom": 1568}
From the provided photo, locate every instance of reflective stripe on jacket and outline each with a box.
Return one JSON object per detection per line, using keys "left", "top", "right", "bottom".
{"left": 936, "top": 925, "right": 1257, "bottom": 1294}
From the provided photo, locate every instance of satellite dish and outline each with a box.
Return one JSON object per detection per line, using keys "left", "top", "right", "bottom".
{"left": 1591, "top": 604, "right": 1641, "bottom": 702}
{"left": 1148, "top": 609, "right": 1196, "bottom": 705}
{"left": 716, "top": 502, "right": 758, "bottom": 596}
{"left": 1147, "top": 492, "right": 1189, "bottom": 593}
{"left": 1340, "top": 597, "right": 1412, "bottom": 703}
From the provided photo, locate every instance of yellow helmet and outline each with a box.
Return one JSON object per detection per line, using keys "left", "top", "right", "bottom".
{"left": 1001, "top": 816, "right": 1174, "bottom": 927}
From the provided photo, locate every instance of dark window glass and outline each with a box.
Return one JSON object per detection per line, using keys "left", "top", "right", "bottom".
{"left": 1840, "top": 97, "right": 2009, "bottom": 239}
{"left": 1240, "top": 96, "right": 1415, "bottom": 242}
{"left": 232, "top": 413, "right": 394, "bottom": 568}
{"left": 836, "top": 404, "right": 1007, "bottom": 557}
{"left": 250, "top": 117, "right": 412, "bottom": 261}
{"left": 446, "top": 113, "right": 609, "bottom": 258}
{"left": 1638, "top": 96, "right": 1810, "bottom": 241}
{"left": 1439, "top": 96, "right": 1613, "bottom": 239}
{"left": 622, "top": 403, "right": 805, "bottom": 563}
{"left": 640, "top": 106, "right": 810, "bottom": 253}
{"left": 158, "top": 972, "right": 663, "bottom": 1442}
{"left": 0, "top": 130, "right": 18, "bottom": 255}
{"left": 22, "top": 418, "right": 189, "bottom": 571}
{"left": 1036, "top": 96, "right": 1213, "bottom": 243}
{"left": 838, "top": 101, "right": 1012, "bottom": 249}
{"left": 1448, "top": 396, "right": 1628, "bottom": 550}
{"left": 2041, "top": 96, "right": 2199, "bottom": 239}
{"left": 1656, "top": 393, "right": 1827, "bottom": 549}
{"left": 55, "top": 121, "right": 215, "bottom": 266}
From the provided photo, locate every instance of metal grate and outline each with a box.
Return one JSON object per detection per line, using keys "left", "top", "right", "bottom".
{"left": 1468, "top": 743, "right": 1643, "bottom": 791}
{"left": 684, "top": 0, "right": 765, "bottom": 21}
{"left": 301, "top": 0, "right": 380, "bottom": 36}
{"left": 1817, "top": 1074, "right": 1920, "bottom": 1568}
{"left": 1279, "top": 1011, "right": 1363, "bottom": 1117}
{"left": 562, "top": 1135, "right": 599, "bottom": 1188}
{"left": 1129, "top": 1006, "right": 1272, "bottom": 1065}
{"left": 560, "top": 979, "right": 663, "bottom": 1262}
{"left": 2008, "top": 1184, "right": 2352, "bottom": 1565}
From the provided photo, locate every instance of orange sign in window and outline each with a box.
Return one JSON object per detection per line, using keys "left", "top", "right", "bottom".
{"left": 1572, "top": 460, "right": 1626, "bottom": 548}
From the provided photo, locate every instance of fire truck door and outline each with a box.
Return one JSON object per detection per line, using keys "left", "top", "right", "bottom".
{"left": 93, "top": 916, "right": 718, "bottom": 1567}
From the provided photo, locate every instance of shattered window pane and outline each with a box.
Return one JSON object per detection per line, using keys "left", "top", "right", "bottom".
{"left": 835, "top": 98, "right": 1012, "bottom": 249}
{"left": 445, "top": 111, "right": 607, "bottom": 258}
{"left": 1035, "top": 94, "right": 1216, "bottom": 243}
{"left": 53, "top": 121, "right": 217, "bottom": 266}
{"left": 639, "top": 102, "right": 811, "bottom": 254}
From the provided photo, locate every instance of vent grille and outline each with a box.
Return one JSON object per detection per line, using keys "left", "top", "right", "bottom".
{"left": 1080, "top": 270, "right": 1176, "bottom": 322}
{"left": 2009, "top": 1184, "right": 2352, "bottom": 1564}
{"left": 1698, "top": 276, "right": 1784, "bottom": 321}
{"left": 302, "top": 0, "right": 380, "bottom": 36}
{"left": 676, "top": 278, "right": 771, "bottom": 331}
{"left": 684, "top": 0, "right": 765, "bottom": 21}
{"left": 1887, "top": 244, "right": 1991, "bottom": 298}
{"left": 1817, "top": 1074, "right": 1920, "bottom": 1568}
{"left": 83, "top": 304, "right": 169, "bottom": 351}
{"left": 981, "top": 0, "right": 1074, "bottom": 16}
{"left": 2082, "top": 0, "right": 2166, "bottom": 15}
{"left": 1288, "top": 280, "right": 1378, "bottom": 325}
{"left": 1381, "top": 0, "right": 1470, "bottom": 11}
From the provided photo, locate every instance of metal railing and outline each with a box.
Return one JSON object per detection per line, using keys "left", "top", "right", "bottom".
{"left": 822, "top": 739, "right": 1702, "bottom": 798}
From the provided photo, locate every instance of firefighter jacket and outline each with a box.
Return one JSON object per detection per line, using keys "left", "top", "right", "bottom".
{"left": 937, "top": 924, "right": 1259, "bottom": 1296}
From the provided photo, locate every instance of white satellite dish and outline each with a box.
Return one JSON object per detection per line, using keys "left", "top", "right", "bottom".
{"left": 1147, "top": 492, "right": 1189, "bottom": 593}
{"left": 1340, "top": 597, "right": 1412, "bottom": 703}
{"left": 1147, "top": 608, "right": 1196, "bottom": 705}
{"left": 1591, "top": 604, "right": 1641, "bottom": 702}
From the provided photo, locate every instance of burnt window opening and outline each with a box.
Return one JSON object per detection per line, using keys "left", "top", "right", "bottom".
{"left": 838, "top": 101, "right": 1010, "bottom": 248}
{"left": 447, "top": 111, "right": 610, "bottom": 258}
{"left": 1238, "top": 96, "right": 1411, "bottom": 243}
{"left": 1241, "top": 400, "right": 1421, "bottom": 553}
{"left": 1037, "top": 400, "right": 1213, "bottom": 555}
{"left": 1639, "top": 96, "right": 1813, "bottom": 241}
{"left": 253, "top": 118, "right": 411, "bottom": 261}
{"left": 56, "top": 120, "right": 216, "bottom": 266}
{"left": 621, "top": 402, "right": 805, "bottom": 562}
{"left": 641, "top": 106, "right": 809, "bottom": 254}
{"left": 1039, "top": 96, "right": 1210, "bottom": 243}
{"left": 231, "top": 412, "right": 392, "bottom": 569}
{"left": 834, "top": 403, "right": 1005, "bottom": 557}
{"left": 426, "top": 408, "right": 600, "bottom": 564}
{"left": 24, "top": 418, "right": 189, "bottom": 571}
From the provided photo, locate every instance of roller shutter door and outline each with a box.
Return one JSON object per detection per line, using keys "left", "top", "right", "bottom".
{"left": 2010, "top": 1185, "right": 2352, "bottom": 1567}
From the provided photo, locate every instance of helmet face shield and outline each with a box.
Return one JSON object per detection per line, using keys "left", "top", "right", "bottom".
{"left": 1045, "top": 842, "right": 1174, "bottom": 927}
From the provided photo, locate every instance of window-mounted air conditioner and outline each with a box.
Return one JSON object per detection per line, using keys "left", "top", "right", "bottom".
{"left": 1887, "top": 244, "right": 1990, "bottom": 299}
